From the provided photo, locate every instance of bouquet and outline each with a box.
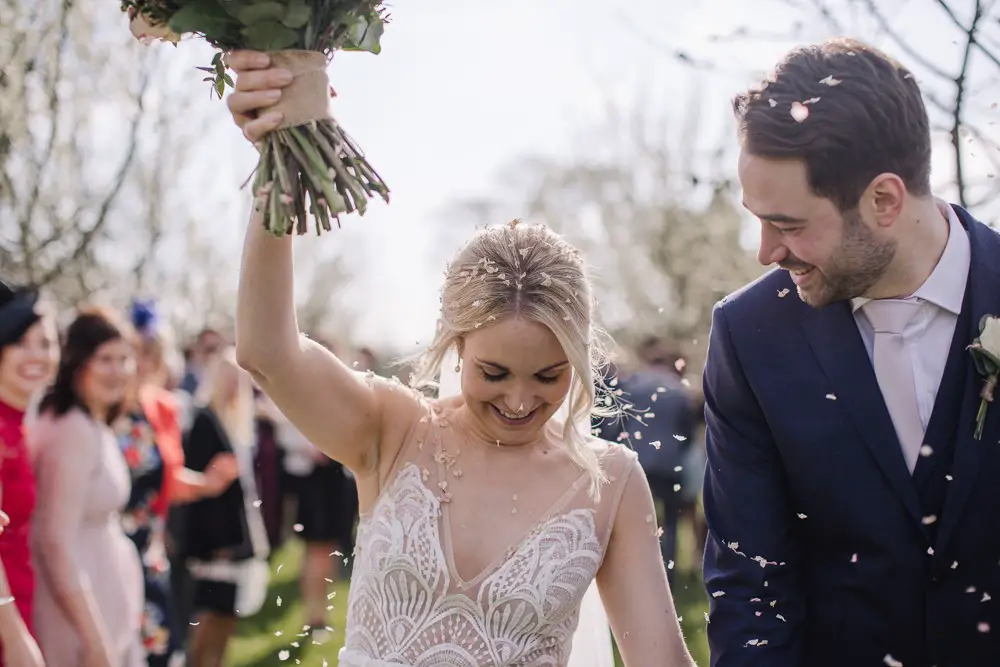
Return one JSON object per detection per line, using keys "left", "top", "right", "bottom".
{"left": 121, "top": 0, "right": 390, "bottom": 236}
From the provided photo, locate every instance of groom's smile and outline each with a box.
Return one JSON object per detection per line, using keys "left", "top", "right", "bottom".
{"left": 738, "top": 150, "right": 896, "bottom": 307}
{"left": 789, "top": 265, "right": 816, "bottom": 286}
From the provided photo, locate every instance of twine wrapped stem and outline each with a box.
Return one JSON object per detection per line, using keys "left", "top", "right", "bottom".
{"left": 249, "top": 49, "right": 389, "bottom": 237}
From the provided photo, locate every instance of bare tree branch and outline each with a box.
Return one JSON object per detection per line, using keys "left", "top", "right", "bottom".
{"left": 21, "top": 0, "right": 73, "bottom": 254}
{"left": 38, "top": 68, "right": 149, "bottom": 287}
{"left": 934, "top": 0, "right": 1000, "bottom": 68}
{"left": 950, "top": 0, "right": 983, "bottom": 208}
{"left": 656, "top": 0, "right": 1000, "bottom": 212}
{"left": 859, "top": 0, "right": 953, "bottom": 79}
{"left": 0, "top": 0, "right": 286, "bottom": 331}
{"left": 795, "top": 0, "right": 850, "bottom": 33}
{"left": 449, "top": 93, "right": 760, "bottom": 371}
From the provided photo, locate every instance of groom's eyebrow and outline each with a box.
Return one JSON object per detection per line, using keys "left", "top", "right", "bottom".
{"left": 747, "top": 209, "right": 808, "bottom": 225}
{"left": 764, "top": 214, "right": 808, "bottom": 224}
{"left": 742, "top": 201, "right": 808, "bottom": 224}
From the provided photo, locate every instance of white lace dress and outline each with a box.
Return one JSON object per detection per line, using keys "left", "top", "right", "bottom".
{"left": 339, "top": 399, "right": 638, "bottom": 667}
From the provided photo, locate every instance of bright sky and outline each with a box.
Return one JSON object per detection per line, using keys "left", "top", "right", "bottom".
{"left": 198, "top": 0, "right": 999, "bottom": 352}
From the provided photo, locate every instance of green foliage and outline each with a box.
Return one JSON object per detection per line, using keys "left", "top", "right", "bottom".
{"left": 154, "top": 0, "right": 386, "bottom": 51}
{"left": 341, "top": 10, "right": 383, "bottom": 54}
{"left": 124, "top": 0, "right": 388, "bottom": 95}
{"left": 282, "top": 0, "right": 312, "bottom": 29}
{"left": 240, "top": 20, "right": 301, "bottom": 50}
{"left": 195, "top": 51, "right": 232, "bottom": 99}
{"left": 119, "top": 0, "right": 392, "bottom": 233}
{"left": 169, "top": 2, "right": 242, "bottom": 43}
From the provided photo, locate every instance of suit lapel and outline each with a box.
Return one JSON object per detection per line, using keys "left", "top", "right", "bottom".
{"left": 801, "top": 301, "right": 924, "bottom": 525}
{"left": 935, "top": 209, "right": 1000, "bottom": 554}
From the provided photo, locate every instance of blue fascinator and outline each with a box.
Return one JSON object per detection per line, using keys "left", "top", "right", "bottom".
{"left": 130, "top": 299, "right": 160, "bottom": 339}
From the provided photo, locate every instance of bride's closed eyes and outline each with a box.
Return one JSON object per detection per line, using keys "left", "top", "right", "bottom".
{"left": 480, "top": 369, "right": 562, "bottom": 384}
{"left": 475, "top": 359, "right": 569, "bottom": 385}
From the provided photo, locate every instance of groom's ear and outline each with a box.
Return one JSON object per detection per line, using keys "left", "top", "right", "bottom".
{"left": 866, "top": 173, "right": 907, "bottom": 228}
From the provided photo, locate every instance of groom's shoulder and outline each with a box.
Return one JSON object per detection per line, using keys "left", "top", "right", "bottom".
{"left": 964, "top": 207, "right": 1000, "bottom": 256}
{"left": 715, "top": 267, "right": 802, "bottom": 324}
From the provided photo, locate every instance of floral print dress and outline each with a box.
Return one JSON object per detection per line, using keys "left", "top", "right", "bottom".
{"left": 116, "top": 411, "right": 175, "bottom": 666}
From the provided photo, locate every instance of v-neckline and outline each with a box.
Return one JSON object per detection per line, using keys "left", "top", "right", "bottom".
{"left": 436, "top": 455, "right": 590, "bottom": 590}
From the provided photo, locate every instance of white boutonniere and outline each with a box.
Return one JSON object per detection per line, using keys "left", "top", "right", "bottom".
{"left": 968, "top": 315, "right": 1000, "bottom": 440}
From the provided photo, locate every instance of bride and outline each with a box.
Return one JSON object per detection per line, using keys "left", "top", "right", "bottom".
{"left": 226, "top": 50, "right": 695, "bottom": 667}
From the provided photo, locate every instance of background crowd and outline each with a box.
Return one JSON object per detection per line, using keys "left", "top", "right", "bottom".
{"left": 0, "top": 283, "right": 705, "bottom": 666}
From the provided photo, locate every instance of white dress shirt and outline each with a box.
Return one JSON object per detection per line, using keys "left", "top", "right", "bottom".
{"left": 851, "top": 201, "right": 971, "bottom": 430}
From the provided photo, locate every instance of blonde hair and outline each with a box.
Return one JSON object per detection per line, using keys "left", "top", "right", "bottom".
{"left": 196, "top": 347, "right": 255, "bottom": 449}
{"left": 138, "top": 326, "right": 184, "bottom": 389}
{"left": 411, "top": 219, "right": 617, "bottom": 497}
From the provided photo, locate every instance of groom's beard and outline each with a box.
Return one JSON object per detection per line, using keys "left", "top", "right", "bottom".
{"left": 784, "top": 209, "right": 897, "bottom": 308}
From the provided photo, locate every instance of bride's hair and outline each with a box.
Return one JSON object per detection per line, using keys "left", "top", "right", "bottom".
{"left": 411, "top": 219, "right": 618, "bottom": 497}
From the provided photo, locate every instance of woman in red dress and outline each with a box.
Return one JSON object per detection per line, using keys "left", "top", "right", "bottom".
{"left": 0, "top": 280, "right": 58, "bottom": 667}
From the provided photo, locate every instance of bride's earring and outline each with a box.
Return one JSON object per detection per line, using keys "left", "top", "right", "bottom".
{"left": 454, "top": 359, "right": 462, "bottom": 373}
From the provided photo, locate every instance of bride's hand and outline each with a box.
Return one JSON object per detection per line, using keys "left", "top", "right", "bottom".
{"left": 225, "top": 50, "right": 293, "bottom": 143}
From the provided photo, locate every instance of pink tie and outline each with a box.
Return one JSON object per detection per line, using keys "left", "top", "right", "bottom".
{"left": 863, "top": 299, "right": 924, "bottom": 474}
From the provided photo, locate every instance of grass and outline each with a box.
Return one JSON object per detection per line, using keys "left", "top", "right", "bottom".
{"left": 228, "top": 522, "right": 710, "bottom": 666}
{"left": 227, "top": 538, "right": 350, "bottom": 667}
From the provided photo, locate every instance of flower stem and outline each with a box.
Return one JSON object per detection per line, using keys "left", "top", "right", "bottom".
{"left": 248, "top": 117, "right": 389, "bottom": 238}
{"left": 975, "top": 399, "right": 988, "bottom": 440}
{"left": 982, "top": 373, "right": 998, "bottom": 402}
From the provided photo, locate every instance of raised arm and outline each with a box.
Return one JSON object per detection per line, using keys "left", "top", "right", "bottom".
{"left": 227, "top": 50, "right": 415, "bottom": 475}
{"left": 31, "top": 411, "right": 116, "bottom": 665}
{"left": 702, "top": 304, "right": 804, "bottom": 667}
{"left": 598, "top": 455, "right": 697, "bottom": 667}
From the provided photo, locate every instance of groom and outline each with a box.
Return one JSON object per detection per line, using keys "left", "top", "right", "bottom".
{"left": 703, "top": 37, "right": 1000, "bottom": 667}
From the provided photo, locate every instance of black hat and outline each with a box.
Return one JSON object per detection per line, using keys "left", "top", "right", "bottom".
{"left": 0, "top": 279, "right": 41, "bottom": 349}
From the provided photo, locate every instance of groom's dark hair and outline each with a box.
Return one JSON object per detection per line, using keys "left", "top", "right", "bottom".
{"left": 733, "top": 37, "right": 932, "bottom": 213}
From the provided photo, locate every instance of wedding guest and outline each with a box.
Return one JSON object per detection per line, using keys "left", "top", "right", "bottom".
{"left": 0, "top": 281, "right": 57, "bottom": 667}
{"left": 32, "top": 307, "right": 145, "bottom": 666}
{"left": 678, "top": 397, "right": 707, "bottom": 570}
{"left": 117, "top": 301, "right": 239, "bottom": 667}
{"left": 252, "top": 388, "right": 286, "bottom": 552}
{"left": 182, "top": 348, "right": 269, "bottom": 667}
{"left": 179, "top": 328, "right": 225, "bottom": 397}
{"left": 274, "top": 404, "right": 357, "bottom": 641}
{"left": 605, "top": 337, "right": 696, "bottom": 585}
{"left": 168, "top": 327, "right": 225, "bottom": 649}
{"left": 284, "top": 337, "right": 359, "bottom": 640}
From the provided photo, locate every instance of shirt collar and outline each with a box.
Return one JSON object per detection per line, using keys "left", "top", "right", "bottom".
{"left": 851, "top": 199, "right": 969, "bottom": 315}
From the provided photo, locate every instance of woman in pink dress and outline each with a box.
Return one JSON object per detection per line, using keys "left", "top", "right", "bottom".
{"left": 31, "top": 307, "right": 144, "bottom": 667}
{"left": 0, "top": 280, "right": 57, "bottom": 667}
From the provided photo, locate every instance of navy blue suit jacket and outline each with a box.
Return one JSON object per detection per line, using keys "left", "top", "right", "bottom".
{"left": 702, "top": 205, "right": 1000, "bottom": 667}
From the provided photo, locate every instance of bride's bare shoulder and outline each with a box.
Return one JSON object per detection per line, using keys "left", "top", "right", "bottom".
{"left": 587, "top": 434, "right": 639, "bottom": 472}
{"left": 365, "top": 373, "right": 433, "bottom": 432}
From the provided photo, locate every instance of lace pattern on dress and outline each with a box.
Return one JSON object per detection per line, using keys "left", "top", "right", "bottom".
{"left": 342, "top": 463, "right": 604, "bottom": 666}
